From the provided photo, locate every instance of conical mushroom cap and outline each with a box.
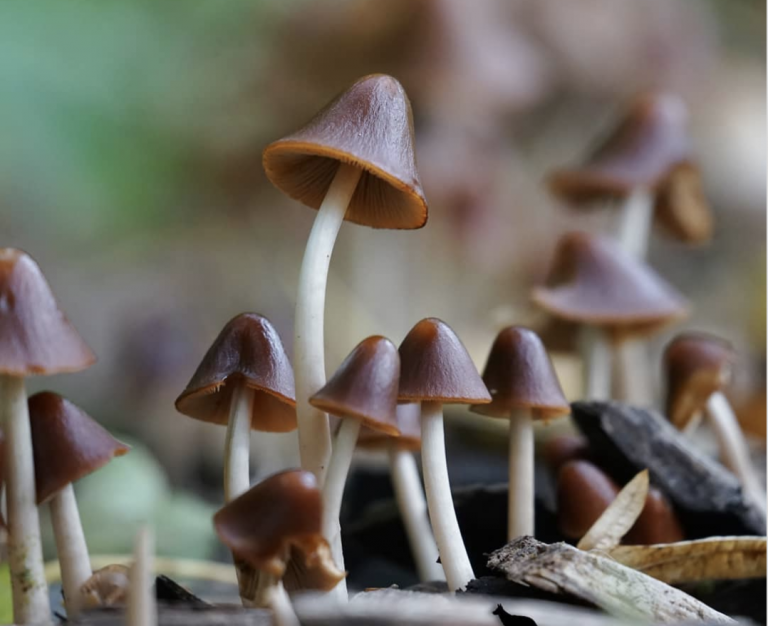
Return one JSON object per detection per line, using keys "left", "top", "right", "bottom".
{"left": 557, "top": 460, "right": 619, "bottom": 540}
{"left": 175, "top": 313, "right": 297, "bottom": 433}
{"left": 310, "top": 336, "right": 400, "bottom": 436}
{"left": 0, "top": 249, "right": 95, "bottom": 376}
{"left": 213, "top": 469, "right": 345, "bottom": 587}
{"left": 358, "top": 403, "right": 421, "bottom": 452}
{"left": 29, "top": 392, "right": 130, "bottom": 505}
{"left": 663, "top": 332, "right": 735, "bottom": 430}
{"left": 531, "top": 232, "right": 688, "bottom": 337}
{"left": 263, "top": 74, "right": 427, "bottom": 230}
{"left": 470, "top": 327, "right": 570, "bottom": 420}
{"left": 398, "top": 318, "right": 491, "bottom": 404}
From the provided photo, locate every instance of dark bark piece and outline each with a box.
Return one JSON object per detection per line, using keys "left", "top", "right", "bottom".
{"left": 154, "top": 576, "right": 210, "bottom": 606}
{"left": 571, "top": 401, "right": 766, "bottom": 537}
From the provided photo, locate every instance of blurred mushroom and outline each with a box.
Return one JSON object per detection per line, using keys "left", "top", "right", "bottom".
{"left": 557, "top": 460, "right": 620, "bottom": 540}
{"left": 263, "top": 74, "right": 427, "bottom": 484}
{"left": 542, "top": 434, "right": 591, "bottom": 473}
{"left": 0, "top": 248, "right": 95, "bottom": 624}
{"left": 398, "top": 318, "right": 491, "bottom": 591}
{"left": 127, "top": 527, "right": 156, "bottom": 626}
{"left": 80, "top": 565, "right": 130, "bottom": 609}
{"left": 625, "top": 487, "right": 685, "bottom": 545}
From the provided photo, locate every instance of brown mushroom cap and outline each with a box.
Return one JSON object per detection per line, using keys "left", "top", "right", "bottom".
{"left": 398, "top": 318, "right": 491, "bottom": 404}
{"left": 625, "top": 487, "right": 685, "bottom": 545}
{"left": 358, "top": 403, "right": 422, "bottom": 452}
{"left": 557, "top": 460, "right": 619, "bottom": 539}
{"left": 28, "top": 392, "right": 130, "bottom": 505}
{"left": 309, "top": 336, "right": 400, "bottom": 436}
{"left": 531, "top": 232, "right": 688, "bottom": 338}
{"left": 543, "top": 434, "right": 591, "bottom": 473}
{"left": 0, "top": 248, "right": 95, "bottom": 376}
{"left": 469, "top": 327, "right": 570, "bottom": 420}
{"left": 175, "top": 313, "right": 297, "bottom": 433}
{"left": 213, "top": 469, "right": 344, "bottom": 587}
{"left": 263, "top": 74, "right": 427, "bottom": 230}
{"left": 663, "top": 332, "right": 735, "bottom": 430}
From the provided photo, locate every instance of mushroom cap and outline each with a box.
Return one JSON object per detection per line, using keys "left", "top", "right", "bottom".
{"left": 625, "top": 487, "right": 685, "bottom": 545}
{"left": 263, "top": 74, "right": 427, "bottom": 230}
{"left": 0, "top": 248, "right": 95, "bottom": 376}
{"left": 469, "top": 326, "right": 570, "bottom": 420}
{"left": 543, "top": 434, "right": 591, "bottom": 473}
{"left": 28, "top": 392, "right": 130, "bottom": 505}
{"left": 213, "top": 469, "right": 344, "bottom": 587}
{"left": 358, "top": 402, "right": 422, "bottom": 452}
{"left": 175, "top": 313, "right": 297, "bottom": 432}
{"left": 654, "top": 163, "right": 713, "bottom": 245}
{"left": 309, "top": 336, "right": 400, "bottom": 436}
{"left": 398, "top": 318, "right": 491, "bottom": 404}
{"left": 557, "top": 460, "right": 619, "bottom": 539}
{"left": 531, "top": 232, "right": 688, "bottom": 337}
{"left": 663, "top": 332, "right": 735, "bottom": 430}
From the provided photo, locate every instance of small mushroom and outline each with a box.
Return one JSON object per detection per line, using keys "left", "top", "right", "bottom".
{"left": 0, "top": 248, "right": 95, "bottom": 624}
{"left": 127, "top": 527, "right": 156, "bottom": 626}
{"left": 542, "top": 434, "right": 591, "bottom": 473}
{"left": 398, "top": 318, "right": 491, "bottom": 591}
{"left": 263, "top": 74, "right": 427, "bottom": 483}
{"left": 557, "top": 460, "right": 620, "bottom": 540}
{"left": 625, "top": 487, "right": 686, "bottom": 545}
{"left": 470, "top": 327, "right": 570, "bottom": 541}
{"left": 79, "top": 565, "right": 130, "bottom": 609}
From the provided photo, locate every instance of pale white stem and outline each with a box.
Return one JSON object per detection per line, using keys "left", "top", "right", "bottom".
{"left": 507, "top": 409, "right": 534, "bottom": 541}
{"left": 50, "top": 485, "right": 91, "bottom": 618}
{"left": 388, "top": 445, "right": 444, "bottom": 582}
{"left": 420, "top": 401, "right": 474, "bottom": 591}
{"left": 580, "top": 326, "right": 612, "bottom": 400}
{"left": 224, "top": 383, "right": 254, "bottom": 502}
{"left": 127, "top": 526, "right": 156, "bottom": 626}
{"left": 615, "top": 340, "right": 653, "bottom": 406}
{"left": 706, "top": 392, "right": 767, "bottom": 515}
{"left": 269, "top": 580, "right": 300, "bottom": 626}
{"left": 616, "top": 187, "right": 654, "bottom": 259}
{"left": 0, "top": 374, "right": 50, "bottom": 625}
{"left": 294, "top": 163, "right": 363, "bottom": 485}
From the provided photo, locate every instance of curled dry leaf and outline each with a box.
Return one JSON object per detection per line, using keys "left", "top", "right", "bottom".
{"left": 607, "top": 536, "right": 767, "bottom": 584}
{"left": 79, "top": 564, "right": 130, "bottom": 609}
{"left": 577, "top": 469, "right": 649, "bottom": 552}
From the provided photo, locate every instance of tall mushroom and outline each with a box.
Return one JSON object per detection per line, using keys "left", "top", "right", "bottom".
{"left": 0, "top": 248, "right": 95, "bottom": 624}
{"left": 470, "top": 327, "right": 570, "bottom": 541}
{"left": 531, "top": 232, "right": 688, "bottom": 400}
{"left": 358, "top": 403, "right": 444, "bottom": 582}
{"left": 263, "top": 74, "right": 428, "bottom": 483}
{"left": 28, "top": 391, "right": 129, "bottom": 618}
{"left": 398, "top": 318, "right": 491, "bottom": 591}
{"left": 308, "top": 335, "right": 401, "bottom": 599}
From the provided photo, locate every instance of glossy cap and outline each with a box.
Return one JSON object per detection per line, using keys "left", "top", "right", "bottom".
{"left": 470, "top": 327, "right": 570, "bottom": 420}
{"left": 557, "top": 460, "right": 619, "bottom": 539}
{"left": 531, "top": 233, "right": 688, "bottom": 337}
{"left": 29, "top": 392, "right": 130, "bottom": 505}
{"left": 663, "top": 332, "right": 735, "bottom": 430}
{"left": 175, "top": 313, "right": 297, "bottom": 432}
{"left": 263, "top": 74, "right": 427, "bottom": 230}
{"left": 625, "top": 487, "right": 685, "bottom": 545}
{"left": 310, "top": 336, "right": 400, "bottom": 436}
{"left": 398, "top": 318, "right": 491, "bottom": 404}
{"left": 213, "top": 469, "right": 345, "bottom": 586}
{"left": 358, "top": 402, "right": 422, "bottom": 452}
{"left": 0, "top": 248, "right": 95, "bottom": 376}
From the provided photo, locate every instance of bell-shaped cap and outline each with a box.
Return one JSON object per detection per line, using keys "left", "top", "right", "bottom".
{"left": 213, "top": 469, "right": 345, "bottom": 587}
{"left": 663, "top": 332, "right": 734, "bottom": 430}
{"left": 263, "top": 74, "right": 428, "bottom": 230}
{"left": 470, "top": 327, "right": 570, "bottom": 420}
{"left": 625, "top": 487, "right": 685, "bottom": 545}
{"left": 654, "top": 163, "right": 712, "bottom": 245}
{"left": 175, "top": 313, "right": 297, "bottom": 432}
{"left": 531, "top": 232, "right": 688, "bottom": 337}
{"left": 557, "top": 460, "right": 619, "bottom": 539}
{"left": 358, "top": 403, "right": 422, "bottom": 451}
{"left": 398, "top": 318, "right": 491, "bottom": 404}
{"left": 310, "top": 336, "right": 400, "bottom": 436}
{"left": 543, "top": 435, "right": 591, "bottom": 473}
{"left": 29, "top": 392, "right": 130, "bottom": 505}
{"left": 0, "top": 248, "right": 95, "bottom": 376}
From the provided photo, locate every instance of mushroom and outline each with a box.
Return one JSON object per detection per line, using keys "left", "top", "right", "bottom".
{"left": 398, "top": 318, "right": 491, "bottom": 591}
{"left": 625, "top": 487, "right": 685, "bottom": 545}
{"left": 557, "top": 460, "right": 620, "bottom": 541}
{"left": 262, "top": 74, "right": 427, "bottom": 483}
{"left": 532, "top": 232, "right": 688, "bottom": 400}
{"left": 0, "top": 248, "right": 95, "bottom": 624}
{"left": 664, "top": 332, "right": 766, "bottom": 513}
{"left": 470, "top": 327, "right": 570, "bottom": 541}
{"left": 28, "top": 391, "right": 129, "bottom": 618}
{"left": 127, "top": 526, "right": 156, "bottom": 626}
{"left": 308, "top": 335, "right": 401, "bottom": 599}
{"left": 213, "top": 470, "right": 345, "bottom": 626}
{"left": 358, "top": 403, "right": 444, "bottom": 582}
{"left": 542, "top": 434, "right": 591, "bottom": 473}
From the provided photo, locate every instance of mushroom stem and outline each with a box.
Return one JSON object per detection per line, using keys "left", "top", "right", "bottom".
{"left": 420, "top": 401, "right": 474, "bottom": 591}
{"left": 507, "top": 409, "right": 534, "bottom": 540}
{"left": 127, "top": 526, "right": 156, "bottom": 626}
{"left": 705, "top": 392, "right": 767, "bottom": 514}
{"left": 616, "top": 186, "right": 653, "bottom": 259}
{"left": 294, "top": 163, "right": 363, "bottom": 484}
{"left": 223, "top": 383, "right": 255, "bottom": 502}
{"left": 580, "top": 327, "right": 611, "bottom": 400}
{"left": 266, "top": 577, "right": 300, "bottom": 626}
{"left": 387, "top": 445, "right": 444, "bottom": 582}
{"left": 0, "top": 374, "right": 51, "bottom": 624}
{"left": 50, "top": 484, "right": 91, "bottom": 618}
{"left": 615, "top": 340, "right": 653, "bottom": 405}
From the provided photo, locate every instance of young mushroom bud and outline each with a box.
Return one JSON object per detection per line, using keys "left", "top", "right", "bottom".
{"left": 557, "top": 460, "right": 620, "bottom": 540}
{"left": 625, "top": 487, "right": 685, "bottom": 545}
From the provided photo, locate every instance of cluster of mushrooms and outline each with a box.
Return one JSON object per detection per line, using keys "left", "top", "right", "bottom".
{"left": 0, "top": 74, "right": 764, "bottom": 626}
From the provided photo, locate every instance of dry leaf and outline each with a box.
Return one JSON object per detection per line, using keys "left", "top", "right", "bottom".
{"left": 607, "top": 536, "right": 767, "bottom": 584}
{"left": 578, "top": 469, "right": 649, "bottom": 552}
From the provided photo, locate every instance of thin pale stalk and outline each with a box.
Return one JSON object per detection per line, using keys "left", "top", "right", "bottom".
{"left": 294, "top": 163, "right": 363, "bottom": 484}
{"left": 224, "top": 384, "right": 254, "bottom": 502}
{"left": 615, "top": 340, "right": 653, "bottom": 406}
{"left": 580, "top": 326, "right": 611, "bottom": 400}
{"left": 269, "top": 579, "right": 300, "bottom": 626}
{"left": 507, "top": 410, "right": 534, "bottom": 541}
{"left": 616, "top": 187, "right": 653, "bottom": 259}
{"left": 127, "top": 526, "right": 156, "bottom": 626}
